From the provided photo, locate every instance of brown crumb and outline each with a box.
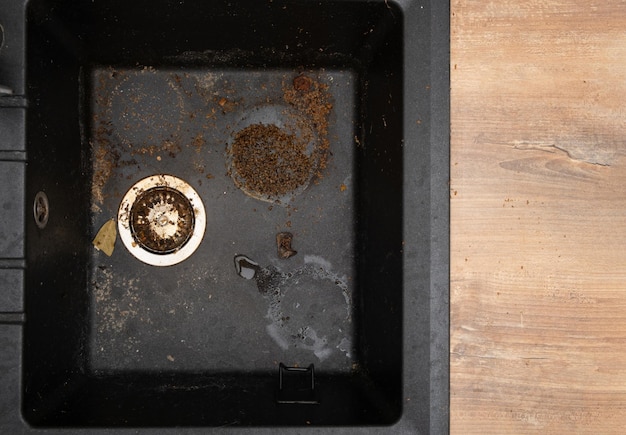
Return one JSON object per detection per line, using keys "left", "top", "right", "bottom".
{"left": 215, "top": 96, "right": 239, "bottom": 113}
{"left": 192, "top": 133, "right": 205, "bottom": 153}
{"left": 293, "top": 75, "right": 314, "bottom": 92}
{"left": 276, "top": 232, "right": 297, "bottom": 259}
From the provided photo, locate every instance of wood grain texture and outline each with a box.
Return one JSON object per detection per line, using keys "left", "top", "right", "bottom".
{"left": 451, "top": 1, "right": 626, "bottom": 432}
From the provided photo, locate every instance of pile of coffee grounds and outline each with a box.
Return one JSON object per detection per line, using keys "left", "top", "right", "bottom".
{"left": 229, "top": 123, "right": 313, "bottom": 197}
{"left": 283, "top": 74, "right": 333, "bottom": 177}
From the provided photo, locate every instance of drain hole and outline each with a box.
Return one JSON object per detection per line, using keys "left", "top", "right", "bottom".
{"left": 33, "top": 191, "right": 49, "bottom": 229}
{"left": 129, "top": 186, "right": 195, "bottom": 254}
{"left": 118, "top": 175, "right": 206, "bottom": 266}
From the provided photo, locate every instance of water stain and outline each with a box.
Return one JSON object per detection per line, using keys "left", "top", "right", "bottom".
{"left": 233, "top": 254, "right": 260, "bottom": 280}
{"left": 233, "top": 254, "right": 353, "bottom": 361}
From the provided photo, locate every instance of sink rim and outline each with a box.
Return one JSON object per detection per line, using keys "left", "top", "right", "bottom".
{"left": 0, "top": 0, "right": 449, "bottom": 432}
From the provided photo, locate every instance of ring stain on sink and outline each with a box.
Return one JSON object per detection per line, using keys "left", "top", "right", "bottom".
{"left": 91, "top": 67, "right": 187, "bottom": 212}
{"left": 224, "top": 74, "right": 333, "bottom": 204}
{"left": 236, "top": 255, "right": 353, "bottom": 362}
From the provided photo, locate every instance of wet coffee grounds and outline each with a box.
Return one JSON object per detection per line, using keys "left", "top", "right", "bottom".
{"left": 229, "top": 123, "right": 313, "bottom": 197}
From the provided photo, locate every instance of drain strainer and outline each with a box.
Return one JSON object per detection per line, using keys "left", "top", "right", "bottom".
{"left": 118, "top": 175, "right": 206, "bottom": 266}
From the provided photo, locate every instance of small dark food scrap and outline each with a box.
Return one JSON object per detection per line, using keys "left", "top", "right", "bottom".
{"left": 276, "top": 232, "right": 297, "bottom": 259}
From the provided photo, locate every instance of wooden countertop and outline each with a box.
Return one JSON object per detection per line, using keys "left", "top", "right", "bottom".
{"left": 451, "top": 0, "right": 626, "bottom": 432}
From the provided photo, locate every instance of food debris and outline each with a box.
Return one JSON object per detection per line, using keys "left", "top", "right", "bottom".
{"left": 93, "top": 218, "right": 117, "bottom": 256}
{"left": 340, "top": 183, "right": 347, "bottom": 192}
{"left": 276, "top": 232, "right": 297, "bottom": 259}
{"left": 167, "top": 354, "right": 175, "bottom": 362}
{"left": 192, "top": 133, "right": 205, "bottom": 153}
{"left": 215, "top": 96, "right": 239, "bottom": 112}
{"left": 283, "top": 74, "right": 332, "bottom": 179}
{"left": 293, "top": 75, "right": 314, "bottom": 92}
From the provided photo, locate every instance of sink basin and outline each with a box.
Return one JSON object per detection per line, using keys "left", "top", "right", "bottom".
{"left": 0, "top": 0, "right": 449, "bottom": 432}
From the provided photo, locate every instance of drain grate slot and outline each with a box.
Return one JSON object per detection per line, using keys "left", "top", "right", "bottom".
{"left": 276, "top": 363, "right": 319, "bottom": 405}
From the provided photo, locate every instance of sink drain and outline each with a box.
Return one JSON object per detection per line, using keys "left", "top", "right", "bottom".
{"left": 130, "top": 186, "right": 195, "bottom": 254}
{"left": 118, "top": 175, "right": 205, "bottom": 266}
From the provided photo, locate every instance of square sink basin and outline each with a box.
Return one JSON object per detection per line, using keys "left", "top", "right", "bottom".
{"left": 0, "top": 0, "right": 449, "bottom": 432}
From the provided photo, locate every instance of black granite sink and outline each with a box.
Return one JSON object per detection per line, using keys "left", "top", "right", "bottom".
{"left": 0, "top": 0, "right": 449, "bottom": 432}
